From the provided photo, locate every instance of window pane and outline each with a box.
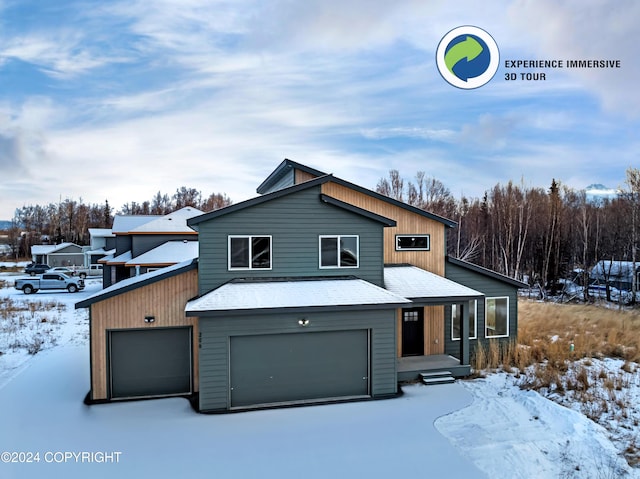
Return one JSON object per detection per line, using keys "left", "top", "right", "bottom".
{"left": 251, "top": 237, "right": 271, "bottom": 269}
{"left": 321, "top": 237, "right": 338, "bottom": 267}
{"left": 452, "top": 301, "right": 477, "bottom": 340}
{"left": 230, "top": 237, "right": 249, "bottom": 268}
{"left": 397, "top": 235, "right": 429, "bottom": 250}
{"left": 486, "top": 297, "right": 508, "bottom": 337}
{"left": 452, "top": 305, "right": 461, "bottom": 340}
{"left": 340, "top": 236, "right": 358, "bottom": 267}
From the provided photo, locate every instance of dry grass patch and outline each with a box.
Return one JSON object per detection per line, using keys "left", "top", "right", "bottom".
{"left": 471, "top": 300, "right": 640, "bottom": 467}
{"left": 518, "top": 300, "right": 640, "bottom": 363}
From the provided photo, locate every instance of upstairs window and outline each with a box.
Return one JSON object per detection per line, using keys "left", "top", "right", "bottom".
{"left": 319, "top": 235, "right": 359, "bottom": 268}
{"left": 396, "top": 235, "right": 430, "bottom": 251}
{"left": 229, "top": 236, "right": 272, "bottom": 270}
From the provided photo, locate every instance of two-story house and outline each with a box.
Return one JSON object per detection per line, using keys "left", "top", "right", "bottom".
{"left": 100, "top": 206, "right": 202, "bottom": 287}
{"left": 76, "top": 160, "right": 525, "bottom": 412}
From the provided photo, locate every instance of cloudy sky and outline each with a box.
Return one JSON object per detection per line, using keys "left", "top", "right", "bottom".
{"left": 0, "top": 0, "right": 638, "bottom": 219}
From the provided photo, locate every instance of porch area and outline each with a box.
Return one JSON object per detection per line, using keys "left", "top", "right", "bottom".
{"left": 397, "top": 355, "right": 471, "bottom": 382}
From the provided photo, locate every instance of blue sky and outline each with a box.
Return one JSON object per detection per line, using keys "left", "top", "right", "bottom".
{"left": 0, "top": 0, "right": 638, "bottom": 219}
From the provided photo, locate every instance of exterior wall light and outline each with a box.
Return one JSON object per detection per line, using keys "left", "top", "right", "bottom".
{"left": 144, "top": 316, "right": 155, "bottom": 323}
{"left": 298, "top": 319, "right": 309, "bottom": 326}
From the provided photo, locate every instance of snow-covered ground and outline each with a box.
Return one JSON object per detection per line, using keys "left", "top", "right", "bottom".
{"left": 1, "top": 263, "right": 638, "bottom": 478}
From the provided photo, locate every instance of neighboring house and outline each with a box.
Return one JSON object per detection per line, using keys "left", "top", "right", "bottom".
{"left": 84, "top": 228, "right": 116, "bottom": 266}
{"left": 590, "top": 260, "right": 640, "bottom": 292}
{"left": 31, "top": 243, "right": 84, "bottom": 267}
{"left": 99, "top": 207, "right": 202, "bottom": 287}
{"left": 76, "top": 159, "right": 525, "bottom": 413}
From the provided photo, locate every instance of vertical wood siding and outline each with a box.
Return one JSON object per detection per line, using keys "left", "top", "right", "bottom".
{"left": 89, "top": 269, "right": 199, "bottom": 400}
{"left": 197, "top": 186, "right": 385, "bottom": 294}
{"left": 424, "top": 305, "right": 445, "bottom": 355}
{"left": 320, "top": 182, "right": 446, "bottom": 275}
{"left": 198, "top": 308, "right": 397, "bottom": 412}
{"left": 295, "top": 169, "right": 320, "bottom": 184}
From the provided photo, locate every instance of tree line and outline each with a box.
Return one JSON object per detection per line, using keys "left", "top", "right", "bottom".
{"left": 376, "top": 167, "right": 640, "bottom": 299}
{"left": 6, "top": 187, "right": 232, "bottom": 258}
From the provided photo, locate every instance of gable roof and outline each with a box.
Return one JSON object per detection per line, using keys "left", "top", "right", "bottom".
{"left": 128, "top": 207, "right": 203, "bottom": 234}
{"left": 111, "top": 215, "right": 162, "bottom": 234}
{"left": 75, "top": 258, "right": 198, "bottom": 309}
{"left": 446, "top": 256, "right": 528, "bottom": 288}
{"left": 254, "top": 160, "right": 457, "bottom": 228}
{"left": 31, "top": 242, "right": 82, "bottom": 255}
{"left": 190, "top": 170, "right": 454, "bottom": 229}
{"left": 256, "top": 158, "right": 326, "bottom": 194}
{"left": 187, "top": 175, "right": 331, "bottom": 228}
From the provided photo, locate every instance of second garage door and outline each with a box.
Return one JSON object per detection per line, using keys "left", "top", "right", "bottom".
{"left": 109, "top": 327, "right": 192, "bottom": 399}
{"left": 230, "top": 329, "right": 369, "bottom": 408}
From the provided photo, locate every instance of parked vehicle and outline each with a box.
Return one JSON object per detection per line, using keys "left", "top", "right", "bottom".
{"left": 14, "top": 273, "right": 85, "bottom": 294}
{"left": 24, "top": 263, "right": 51, "bottom": 276}
{"left": 49, "top": 267, "right": 77, "bottom": 276}
{"left": 74, "top": 264, "right": 103, "bottom": 278}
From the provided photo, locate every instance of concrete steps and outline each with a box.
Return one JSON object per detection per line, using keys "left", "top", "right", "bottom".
{"left": 420, "top": 371, "right": 455, "bottom": 386}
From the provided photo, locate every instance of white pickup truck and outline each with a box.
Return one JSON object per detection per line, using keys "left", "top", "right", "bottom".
{"left": 14, "top": 272, "right": 85, "bottom": 294}
{"left": 74, "top": 264, "right": 103, "bottom": 278}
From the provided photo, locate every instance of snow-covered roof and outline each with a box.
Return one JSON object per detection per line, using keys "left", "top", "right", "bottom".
{"left": 591, "top": 260, "right": 639, "bottom": 278}
{"left": 126, "top": 241, "right": 198, "bottom": 266}
{"left": 186, "top": 277, "right": 410, "bottom": 314}
{"left": 98, "top": 253, "right": 115, "bottom": 263}
{"left": 106, "top": 250, "right": 132, "bottom": 265}
{"left": 31, "top": 242, "right": 81, "bottom": 255}
{"left": 384, "top": 265, "right": 483, "bottom": 301}
{"left": 129, "top": 207, "right": 203, "bottom": 234}
{"left": 111, "top": 215, "right": 162, "bottom": 234}
{"left": 76, "top": 259, "right": 198, "bottom": 309}
{"left": 88, "top": 228, "right": 114, "bottom": 238}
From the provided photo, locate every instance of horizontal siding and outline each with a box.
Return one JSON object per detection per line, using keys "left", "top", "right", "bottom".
{"left": 90, "top": 269, "right": 198, "bottom": 400}
{"left": 198, "top": 186, "right": 385, "bottom": 294}
{"left": 198, "top": 308, "right": 396, "bottom": 412}
{"left": 321, "top": 182, "right": 447, "bottom": 275}
{"left": 444, "top": 262, "right": 519, "bottom": 358}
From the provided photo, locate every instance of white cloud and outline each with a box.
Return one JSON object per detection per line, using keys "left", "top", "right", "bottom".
{"left": 508, "top": 0, "right": 640, "bottom": 117}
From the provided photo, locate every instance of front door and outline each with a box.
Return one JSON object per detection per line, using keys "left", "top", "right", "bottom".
{"left": 401, "top": 308, "right": 424, "bottom": 356}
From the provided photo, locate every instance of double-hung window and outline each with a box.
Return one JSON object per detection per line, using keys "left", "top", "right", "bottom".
{"left": 319, "top": 235, "right": 359, "bottom": 268}
{"left": 228, "top": 236, "right": 272, "bottom": 270}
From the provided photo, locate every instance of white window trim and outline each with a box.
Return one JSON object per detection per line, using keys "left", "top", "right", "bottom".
{"left": 228, "top": 235, "right": 273, "bottom": 271}
{"left": 318, "top": 235, "right": 359, "bottom": 269}
{"left": 395, "top": 234, "right": 430, "bottom": 251}
{"left": 451, "top": 300, "right": 478, "bottom": 341}
{"left": 485, "top": 296, "right": 510, "bottom": 338}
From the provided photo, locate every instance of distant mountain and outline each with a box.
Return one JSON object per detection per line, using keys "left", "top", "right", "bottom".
{"left": 585, "top": 184, "right": 618, "bottom": 202}
{"left": 0, "top": 220, "right": 12, "bottom": 230}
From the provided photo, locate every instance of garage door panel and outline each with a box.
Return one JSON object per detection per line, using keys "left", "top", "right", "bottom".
{"left": 109, "top": 328, "right": 192, "bottom": 399}
{"left": 230, "top": 330, "right": 369, "bottom": 408}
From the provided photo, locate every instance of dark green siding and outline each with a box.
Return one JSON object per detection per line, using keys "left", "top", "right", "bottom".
{"left": 198, "top": 308, "right": 397, "bottom": 412}
{"left": 444, "top": 261, "right": 519, "bottom": 358}
{"left": 197, "top": 186, "right": 385, "bottom": 295}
